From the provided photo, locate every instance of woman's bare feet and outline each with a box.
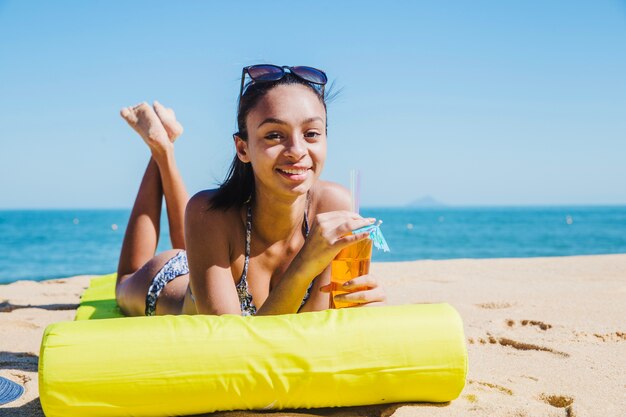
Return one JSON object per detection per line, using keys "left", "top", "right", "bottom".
{"left": 153, "top": 101, "right": 184, "bottom": 142}
{"left": 121, "top": 102, "right": 172, "bottom": 156}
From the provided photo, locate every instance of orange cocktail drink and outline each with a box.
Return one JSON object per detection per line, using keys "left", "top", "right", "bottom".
{"left": 329, "top": 238, "right": 373, "bottom": 309}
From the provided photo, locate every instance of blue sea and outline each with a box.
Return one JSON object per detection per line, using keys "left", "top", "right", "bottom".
{"left": 1, "top": 206, "right": 625, "bottom": 284}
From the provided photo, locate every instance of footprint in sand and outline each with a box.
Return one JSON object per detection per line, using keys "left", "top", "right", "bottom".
{"left": 497, "top": 337, "right": 570, "bottom": 357}
{"left": 592, "top": 332, "right": 626, "bottom": 342}
{"left": 473, "top": 333, "right": 570, "bottom": 357}
{"left": 463, "top": 393, "right": 478, "bottom": 403}
{"left": 540, "top": 394, "right": 575, "bottom": 416}
{"left": 476, "top": 335, "right": 498, "bottom": 345}
{"left": 9, "top": 372, "right": 31, "bottom": 384}
{"left": 572, "top": 330, "right": 626, "bottom": 342}
{"left": 506, "top": 319, "right": 552, "bottom": 331}
{"left": 476, "top": 302, "right": 515, "bottom": 309}
{"left": 468, "top": 379, "right": 513, "bottom": 396}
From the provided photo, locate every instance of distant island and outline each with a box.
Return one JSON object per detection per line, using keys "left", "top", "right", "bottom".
{"left": 407, "top": 196, "right": 446, "bottom": 207}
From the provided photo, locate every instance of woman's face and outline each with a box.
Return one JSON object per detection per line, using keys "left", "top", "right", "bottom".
{"left": 237, "top": 84, "right": 327, "bottom": 199}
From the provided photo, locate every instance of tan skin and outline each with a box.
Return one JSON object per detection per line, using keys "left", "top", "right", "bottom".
{"left": 115, "top": 84, "right": 386, "bottom": 316}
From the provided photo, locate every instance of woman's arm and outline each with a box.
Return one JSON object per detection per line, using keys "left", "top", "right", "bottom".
{"left": 184, "top": 190, "right": 242, "bottom": 315}
{"left": 298, "top": 266, "right": 332, "bottom": 312}
{"left": 256, "top": 182, "right": 373, "bottom": 315}
{"left": 297, "top": 182, "right": 387, "bottom": 312}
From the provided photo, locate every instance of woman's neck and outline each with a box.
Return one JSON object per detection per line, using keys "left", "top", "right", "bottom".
{"left": 251, "top": 189, "right": 309, "bottom": 244}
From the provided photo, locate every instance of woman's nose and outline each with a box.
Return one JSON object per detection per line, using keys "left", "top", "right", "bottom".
{"left": 284, "top": 135, "right": 306, "bottom": 159}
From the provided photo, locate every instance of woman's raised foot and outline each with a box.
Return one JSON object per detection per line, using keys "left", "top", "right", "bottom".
{"left": 153, "top": 101, "right": 184, "bottom": 143}
{"left": 120, "top": 102, "right": 173, "bottom": 155}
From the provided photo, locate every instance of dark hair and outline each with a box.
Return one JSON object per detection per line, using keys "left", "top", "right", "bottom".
{"left": 210, "top": 73, "right": 328, "bottom": 210}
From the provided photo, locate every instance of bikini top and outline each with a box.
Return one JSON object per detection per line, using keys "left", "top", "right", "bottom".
{"left": 236, "top": 204, "right": 313, "bottom": 316}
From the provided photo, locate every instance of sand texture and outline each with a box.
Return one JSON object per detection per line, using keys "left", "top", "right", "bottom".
{"left": 1, "top": 254, "right": 625, "bottom": 416}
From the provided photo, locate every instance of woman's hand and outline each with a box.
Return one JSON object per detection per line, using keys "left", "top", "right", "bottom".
{"left": 299, "top": 211, "right": 375, "bottom": 277}
{"left": 321, "top": 273, "right": 387, "bottom": 307}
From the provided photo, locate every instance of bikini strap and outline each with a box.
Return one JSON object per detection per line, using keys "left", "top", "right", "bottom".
{"left": 303, "top": 191, "right": 310, "bottom": 237}
{"left": 302, "top": 203, "right": 313, "bottom": 305}
{"left": 235, "top": 204, "right": 255, "bottom": 316}
{"left": 241, "top": 204, "right": 253, "bottom": 282}
{"left": 303, "top": 210, "right": 309, "bottom": 237}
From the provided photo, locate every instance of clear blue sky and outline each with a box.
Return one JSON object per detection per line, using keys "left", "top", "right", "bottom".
{"left": 1, "top": 1, "right": 625, "bottom": 208}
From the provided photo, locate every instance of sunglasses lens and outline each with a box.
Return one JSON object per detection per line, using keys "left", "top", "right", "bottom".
{"left": 291, "top": 66, "right": 328, "bottom": 85}
{"left": 247, "top": 65, "right": 284, "bottom": 82}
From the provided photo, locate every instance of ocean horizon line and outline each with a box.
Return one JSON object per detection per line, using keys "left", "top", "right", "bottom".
{"left": 2, "top": 203, "right": 626, "bottom": 211}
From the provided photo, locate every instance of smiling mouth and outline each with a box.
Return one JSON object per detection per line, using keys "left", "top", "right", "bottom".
{"left": 276, "top": 167, "right": 311, "bottom": 180}
{"left": 277, "top": 168, "right": 309, "bottom": 175}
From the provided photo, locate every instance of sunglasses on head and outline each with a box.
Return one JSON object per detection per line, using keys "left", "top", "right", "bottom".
{"left": 239, "top": 65, "right": 328, "bottom": 101}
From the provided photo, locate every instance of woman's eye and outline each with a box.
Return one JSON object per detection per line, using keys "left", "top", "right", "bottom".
{"left": 265, "top": 132, "right": 283, "bottom": 140}
{"left": 305, "top": 131, "right": 321, "bottom": 139}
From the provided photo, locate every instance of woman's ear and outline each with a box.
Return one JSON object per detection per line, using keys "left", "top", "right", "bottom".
{"left": 233, "top": 134, "right": 250, "bottom": 163}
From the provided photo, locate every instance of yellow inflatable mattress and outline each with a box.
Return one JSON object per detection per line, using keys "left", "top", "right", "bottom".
{"left": 39, "top": 274, "right": 468, "bottom": 416}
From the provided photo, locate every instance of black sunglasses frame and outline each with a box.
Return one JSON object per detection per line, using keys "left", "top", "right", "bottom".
{"left": 239, "top": 65, "right": 327, "bottom": 102}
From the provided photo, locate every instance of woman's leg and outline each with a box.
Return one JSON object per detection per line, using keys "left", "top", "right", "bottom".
{"left": 116, "top": 157, "right": 163, "bottom": 281}
{"left": 153, "top": 101, "right": 187, "bottom": 249}
{"left": 115, "top": 102, "right": 189, "bottom": 316}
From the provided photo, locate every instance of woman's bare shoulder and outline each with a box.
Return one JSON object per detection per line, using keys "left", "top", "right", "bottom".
{"left": 185, "top": 189, "right": 240, "bottom": 230}
{"left": 311, "top": 180, "right": 351, "bottom": 213}
{"left": 187, "top": 189, "right": 217, "bottom": 219}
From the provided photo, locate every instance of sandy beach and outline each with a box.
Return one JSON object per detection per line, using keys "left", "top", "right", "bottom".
{"left": 1, "top": 254, "right": 625, "bottom": 416}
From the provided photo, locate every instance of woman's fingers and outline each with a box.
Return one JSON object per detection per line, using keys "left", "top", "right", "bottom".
{"left": 332, "top": 274, "right": 386, "bottom": 306}
{"left": 339, "top": 217, "right": 376, "bottom": 236}
{"left": 314, "top": 212, "right": 375, "bottom": 234}
{"left": 341, "top": 274, "right": 378, "bottom": 290}
{"left": 309, "top": 212, "right": 374, "bottom": 253}
{"left": 333, "top": 287, "right": 386, "bottom": 305}
{"left": 321, "top": 274, "right": 379, "bottom": 293}
{"left": 333, "top": 231, "right": 370, "bottom": 248}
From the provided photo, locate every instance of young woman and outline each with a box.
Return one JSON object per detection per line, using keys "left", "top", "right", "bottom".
{"left": 115, "top": 65, "right": 386, "bottom": 317}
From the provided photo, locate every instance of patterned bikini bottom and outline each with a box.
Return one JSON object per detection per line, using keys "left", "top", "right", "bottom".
{"left": 144, "top": 250, "right": 189, "bottom": 316}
